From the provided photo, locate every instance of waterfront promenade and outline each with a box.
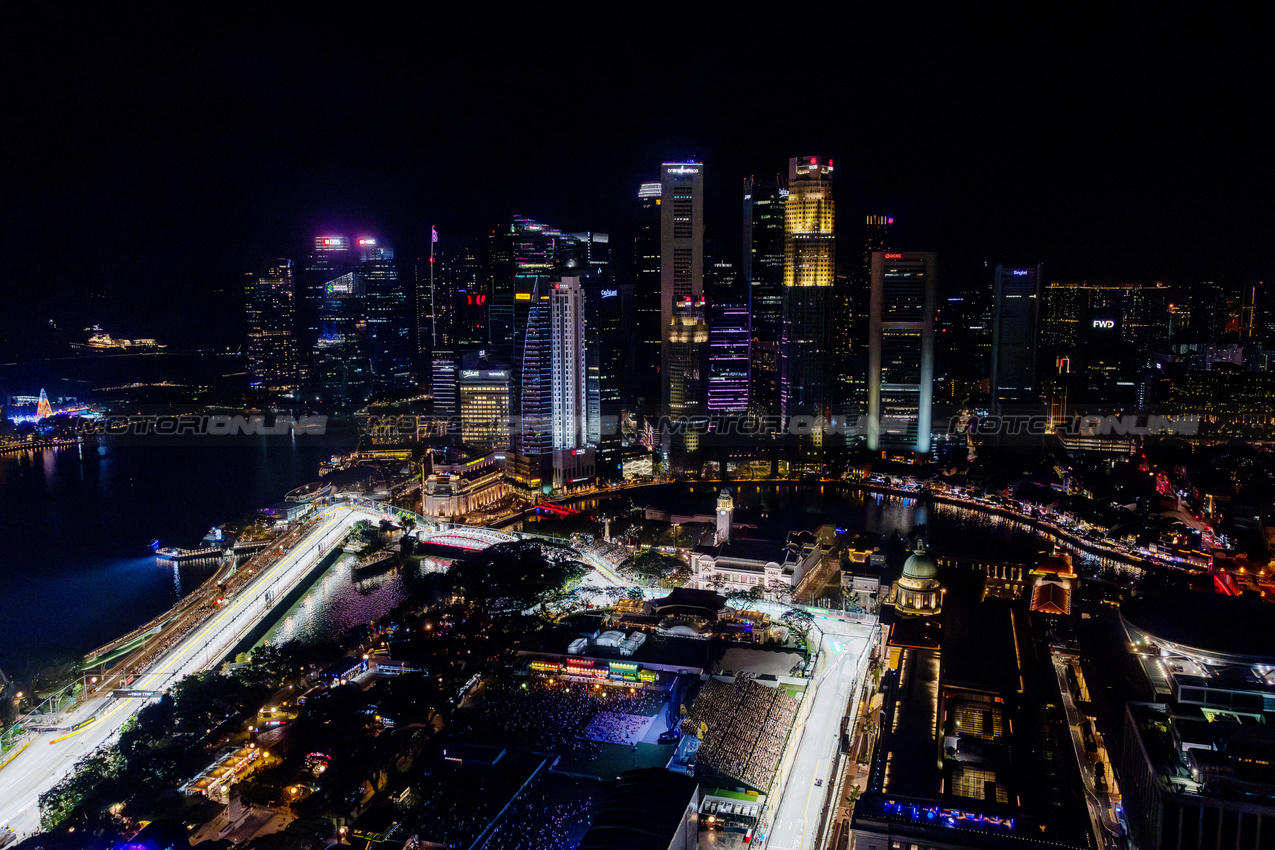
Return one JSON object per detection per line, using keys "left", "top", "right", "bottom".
{"left": 548, "top": 478, "right": 1181, "bottom": 572}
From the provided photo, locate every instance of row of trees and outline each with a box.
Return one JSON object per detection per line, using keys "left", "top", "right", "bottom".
{"left": 38, "top": 653, "right": 291, "bottom": 833}
{"left": 617, "top": 551, "right": 690, "bottom": 587}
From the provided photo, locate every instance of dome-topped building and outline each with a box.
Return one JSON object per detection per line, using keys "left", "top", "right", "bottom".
{"left": 892, "top": 541, "right": 943, "bottom": 616}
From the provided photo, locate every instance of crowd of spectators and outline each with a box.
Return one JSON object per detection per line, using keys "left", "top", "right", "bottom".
{"left": 583, "top": 710, "right": 653, "bottom": 745}
{"left": 579, "top": 538, "right": 629, "bottom": 571}
{"left": 483, "top": 787, "right": 595, "bottom": 849}
{"left": 681, "top": 675, "right": 800, "bottom": 790}
{"left": 464, "top": 680, "right": 663, "bottom": 756}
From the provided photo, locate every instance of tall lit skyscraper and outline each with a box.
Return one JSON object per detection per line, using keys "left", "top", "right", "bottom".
{"left": 660, "top": 161, "right": 707, "bottom": 458}
{"left": 634, "top": 181, "right": 663, "bottom": 407}
{"left": 549, "top": 276, "right": 589, "bottom": 451}
{"left": 990, "top": 264, "right": 1042, "bottom": 415}
{"left": 780, "top": 156, "right": 835, "bottom": 422}
{"left": 1040, "top": 281, "right": 1171, "bottom": 353}
{"left": 313, "top": 268, "right": 368, "bottom": 404}
{"left": 301, "top": 235, "right": 353, "bottom": 389}
{"left": 359, "top": 238, "right": 411, "bottom": 391}
{"left": 707, "top": 300, "right": 751, "bottom": 414}
{"left": 517, "top": 280, "right": 552, "bottom": 458}
{"left": 245, "top": 259, "right": 297, "bottom": 394}
{"left": 868, "top": 251, "right": 936, "bottom": 453}
{"left": 570, "top": 231, "right": 613, "bottom": 436}
{"left": 586, "top": 272, "right": 629, "bottom": 411}
{"left": 934, "top": 272, "right": 992, "bottom": 405}
{"left": 489, "top": 216, "right": 580, "bottom": 358}
{"left": 516, "top": 274, "right": 594, "bottom": 490}
{"left": 846, "top": 216, "right": 893, "bottom": 415}
{"left": 744, "top": 174, "right": 785, "bottom": 416}
{"left": 431, "top": 349, "right": 458, "bottom": 416}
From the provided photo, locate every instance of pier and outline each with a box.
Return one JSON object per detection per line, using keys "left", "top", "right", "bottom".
{"left": 154, "top": 546, "right": 223, "bottom": 561}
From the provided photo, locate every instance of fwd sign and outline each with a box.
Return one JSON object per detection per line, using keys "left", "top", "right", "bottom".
{"left": 1092, "top": 319, "right": 1115, "bottom": 328}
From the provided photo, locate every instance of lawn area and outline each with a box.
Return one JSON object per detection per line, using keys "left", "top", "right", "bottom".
{"left": 551, "top": 740, "right": 675, "bottom": 780}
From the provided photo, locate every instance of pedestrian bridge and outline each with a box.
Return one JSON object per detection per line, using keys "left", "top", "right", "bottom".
{"left": 416, "top": 524, "right": 518, "bottom": 550}
{"left": 338, "top": 496, "right": 519, "bottom": 551}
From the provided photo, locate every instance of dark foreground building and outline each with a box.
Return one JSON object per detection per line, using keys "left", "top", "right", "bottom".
{"left": 578, "top": 767, "right": 700, "bottom": 850}
{"left": 852, "top": 550, "right": 1095, "bottom": 850}
{"left": 1118, "top": 593, "right": 1275, "bottom": 850}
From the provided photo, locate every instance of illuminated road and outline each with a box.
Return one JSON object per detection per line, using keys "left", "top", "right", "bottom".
{"left": 1052, "top": 653, "right": 1122, "bottom": 849}
{"left": 0, "top": 502, "right": 398, "bottom": 839}
{"left": 761, "top": 622, "right": 874, "bottom": 850}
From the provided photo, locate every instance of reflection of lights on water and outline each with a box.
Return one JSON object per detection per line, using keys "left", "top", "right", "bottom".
{"left": 266, "top": 553, "right": 410, "bottom": 648}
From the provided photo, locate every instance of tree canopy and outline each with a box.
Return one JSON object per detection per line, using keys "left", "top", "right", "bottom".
{"left": 620, "top": 551, "right": 690, "bottom": 587}
{"left": 447, "top": 540, "right": 586, "bottom": 613}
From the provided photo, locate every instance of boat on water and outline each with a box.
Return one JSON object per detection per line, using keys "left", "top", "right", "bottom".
{"left": 72, "top": 325, "right": 166, "bottom": 351}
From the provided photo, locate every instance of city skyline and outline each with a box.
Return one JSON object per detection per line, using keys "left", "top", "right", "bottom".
{"left": 5, "top": 7, "right": 1273, "bottom": 355}
{"left": 7, "top": 9, "right": 1275, "bottom": 847}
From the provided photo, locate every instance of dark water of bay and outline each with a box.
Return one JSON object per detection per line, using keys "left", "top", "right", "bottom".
{"left": 0, "top": 437, "right": 347, "bottom": 678}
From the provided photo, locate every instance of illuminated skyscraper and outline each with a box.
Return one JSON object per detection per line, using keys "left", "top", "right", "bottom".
{"left": 990, "top": 264, "right": 1042, "bottom": 414}
{"left": 707, "top": 300, "right": 751, "bottom": 414}
{"left": 447, "top": 239, "right": 490, "bottom": 349}
{"left": 635, "top": 181, "right": 663, "bottom": 407}
{"left": 660, "top": 161, "right": 707, "bottom": 459}
{"left": 744, "top": 175, "right": 786, "bottom": 339}
{"left": 415, "top": 229, "right": 463, "bottom": 357}
{"left": 313, "top": 269, "right": 368, "bottom": 404}
{"left": 431, "top": 349, "right": 458, "bottom": 417}
{"left": 359, "top": 238, "right": 411, "bottom": 391}
{"left": 780, "top": 156, "right": 835, "bottom": 422}
{"left": 838, "top": 215, "right": 892, "bottom": 420}
{"left": 868, "top": 252, "right": 936, "bottom": 453}
{"left": 459, "top": 351, "right": 511, "bottom": 449}
{"left": 570, "top": 231, "right": 613, "bottom": 437}
{"left": 744, "top": 174, "right": 785, "bottom": 416}
{"left": 549, "top": 276, "right": 589, "bottom": 451}
{"left": 516, "top": 274, "right": 594, "bottom": 490}
{"left": 301, "top": 235, "right": 353, "bottom": 388}
{"left": 934, "top": 272, "right": 992, "bottom": 405}
{"left": 1040, "top": 281, "right": 1171, "bottom": 353}
{"left": 489, "top": 216, "right": 580, "bottom": 357}
{"left": 245, "top": 259, "right": 297, "bottom": 394}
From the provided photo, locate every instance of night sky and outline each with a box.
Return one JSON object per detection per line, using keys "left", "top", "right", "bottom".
{"left": 5, "top": 6, "right": 1272, "bottom": 351}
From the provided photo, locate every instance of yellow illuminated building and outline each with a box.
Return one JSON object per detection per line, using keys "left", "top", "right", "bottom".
{"left": 783, "top": 157, "right": 835, "bottom": 289}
